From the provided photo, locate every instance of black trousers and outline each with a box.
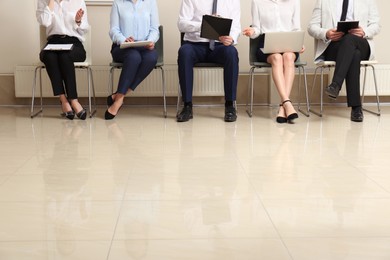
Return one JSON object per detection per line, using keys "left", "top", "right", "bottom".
{"left": 323, "top": 34, "right": 370, "bottom": 107}
{"left": 40, "top": 35, "right": 86, "bottom": 99}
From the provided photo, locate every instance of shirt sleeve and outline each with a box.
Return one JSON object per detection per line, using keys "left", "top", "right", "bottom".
{"left": 251, "top": 0, "right": 261, "bottom": 39}
{"left": 36, "top": 0, "right": 53, "bottom": 27}
{"left": 109, "top": 1, "right": 126, "bottom": 44}
{"left": 147, "top": 0, "right": 160, "bottom": 43}
{"left": 74, "top": 0, "right": 89, "bottom": 36}
{"left": 177, "top": 0, "right": 201, "bottom": 33}
{"left": 229, "top": 0, "right": 241, "bottom": 44}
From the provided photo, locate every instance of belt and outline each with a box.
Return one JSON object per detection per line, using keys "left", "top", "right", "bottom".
{"left": 47, "top": 35, "right": 68, "bottom": 41}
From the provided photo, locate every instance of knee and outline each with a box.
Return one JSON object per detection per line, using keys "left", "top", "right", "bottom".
{"left": 282, "top": 53, "right": 296, "bottom": 65}
{"left": 268, "top": 53, "right": 283, "bottom": 65}
{"left": 222, "top": 46, "right": 239, "bottom": 62}
{"left": 123, "top": 51, "right": 141, "bottom": 65}
{"left": 178, "top": 44, "right": 195, "bottom": 64}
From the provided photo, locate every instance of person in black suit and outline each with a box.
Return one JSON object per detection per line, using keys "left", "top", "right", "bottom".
{"left": 308, "top": 0, "right": 381, "bottom": 122}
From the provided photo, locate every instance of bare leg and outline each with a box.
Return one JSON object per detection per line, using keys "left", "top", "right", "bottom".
{"left": 267, "top": 52, "right": 297, "bottom": 118}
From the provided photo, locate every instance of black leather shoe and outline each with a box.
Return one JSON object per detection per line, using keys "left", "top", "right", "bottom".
{"left": 177, "top": 106, "right": 193, "bottom": 122}
{"left": 224, "top": 106, "right": 237, "bottom": 122}
{"left": 351, "top": 106, "right": 363, "bottom": 122}
{"left": 325, "top": 82, "right": 341, "bottom": 99}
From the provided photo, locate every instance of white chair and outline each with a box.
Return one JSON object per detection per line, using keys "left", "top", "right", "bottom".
{"left": 108, "top": 26, "right": 166, "bottom": 118}
{"left": 31, "top": 27, "right": 97, "bottom": 118}
{"left": 246, "top": 35, "right": 310, "bottom": 117}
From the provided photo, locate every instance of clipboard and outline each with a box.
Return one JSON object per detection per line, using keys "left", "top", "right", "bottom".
{"left": 337, "top": 21, "right": 359, "bottom": 33}
{"left": 200, "top": 15, "right": 232, "bottom": 41}
{"left": 43, "top": 44, "right": 73, "bottom": 51}
{"left": 120, "top": 41, "right": 153, "bottom": 49}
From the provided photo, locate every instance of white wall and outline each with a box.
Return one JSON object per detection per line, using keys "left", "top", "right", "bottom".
{"left": 0, "top": 0, "right": 389, "bottom": 75}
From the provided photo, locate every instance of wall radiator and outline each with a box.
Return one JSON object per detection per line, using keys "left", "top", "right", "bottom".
{"left": 14, "top": 65, "right": 225, "bottom": 98}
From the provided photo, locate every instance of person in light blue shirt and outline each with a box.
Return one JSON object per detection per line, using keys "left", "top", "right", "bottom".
{"left": 106, "top": 0, "right": 160, "bottom": 120}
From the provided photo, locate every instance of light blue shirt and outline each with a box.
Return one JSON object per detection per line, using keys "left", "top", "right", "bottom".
{"left": 109, "top": 0, "right": 160, "bottom": 45}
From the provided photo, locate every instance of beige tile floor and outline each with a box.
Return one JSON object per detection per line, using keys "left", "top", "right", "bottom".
{"left": 0, "top": 105, "right": 390, "bottom": 260}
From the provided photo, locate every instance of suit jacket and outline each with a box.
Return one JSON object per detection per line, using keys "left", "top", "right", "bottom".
{"left": 307, "top": 0, "right": 380, "bottom": 61}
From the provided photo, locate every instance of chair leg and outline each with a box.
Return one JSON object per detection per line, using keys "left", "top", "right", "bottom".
{"left": 362, "top": 64, "right": 380, "bottom": 116}
{"left": 297, "top": 65, "right": 310, "bottom": 117}
{"left": 309, "top": 66, "right": 324, "bottom": 117}
{"left": 158, "top": 66, "right": 167, "bottom": 118}
{"left": 108, "top": 66, "right": 115, "bottom": 96}
{"left": 246, "top": 66, "right": 255, "bottom": 117}
{"left": 31, "top": 66, "right": 44, "bottom": 118}
{"left": 87, "top": 67, "right": 97, "bottom": 118}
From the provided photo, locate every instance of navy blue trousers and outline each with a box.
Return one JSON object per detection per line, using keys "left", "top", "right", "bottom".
{"left": 111, "top": 44, "right": 158, "bottom": 94}
{"left": 177, "top": 42, "right": 239, "bottom": 102}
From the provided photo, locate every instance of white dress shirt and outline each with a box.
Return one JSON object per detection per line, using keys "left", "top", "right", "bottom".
{"left": 36, "top": 0, "right": 89, "bottom": 42}
{"left": 177, "top": 0, "right": 241, "bottom": 44}
{"left": 250, "top": 0, "right": 301, "bottom": 39}
{"left": 336, "top": 0, "right": 355, "bottom": 21}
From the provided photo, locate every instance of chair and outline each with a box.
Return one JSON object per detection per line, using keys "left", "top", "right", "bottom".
{"left": 108, "top": 26, "right": 166, "bottom": 118}
{"left": 309, "top": 59, "right": 380, "bottom": 117}
{"left": 246, "top": 35, "right": 310, "bottom": 117}
{"left": 176, "top": 33, "right": 225, "bottom": 114}
{"left": 31, "top": 27, "right": 97, "bottom": 118}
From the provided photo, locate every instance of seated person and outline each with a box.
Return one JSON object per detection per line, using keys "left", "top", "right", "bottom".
{"left": 176, "top": 0, "right": 241, "bottom": 122}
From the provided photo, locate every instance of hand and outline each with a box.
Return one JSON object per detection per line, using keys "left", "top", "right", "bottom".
{"left": 145, "top": 42, "right": 155, "bottom": 50}
{"left": 75, "top": 8, "right": 84, "bottom": 23}
{"left": 242, "top": 27, "right": 254, "bottom": 37}
{"left": 125, "top": 36, "right": 134, "bottom": 42}
{"left": 326, "top": 29, "right": 344, "bottom": 41}
{"left": 300, "top": 45, "right": 305, "bottom": 54}
{"left": 349, "top": 26, "right": 365, "bottom": 38}
{"left": 218, "top": 36, "right": 234, "bottom": 46}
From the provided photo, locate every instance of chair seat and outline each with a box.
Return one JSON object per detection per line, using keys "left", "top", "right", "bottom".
{"left": 194, "top": 63, "right": 223, "bottom": 67}
{"left": 251, "top": 61, "right": 307, "bottom": 68}
{"left": 315, "top": 60, "right": 378, "bottom": 66}
{"left": 74, "top": 62, "right": 91, "bottom": 67}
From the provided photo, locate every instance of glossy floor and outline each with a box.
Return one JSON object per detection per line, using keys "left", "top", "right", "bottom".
{"left": 0, "top": 105, "right": 390, "bottom": 260}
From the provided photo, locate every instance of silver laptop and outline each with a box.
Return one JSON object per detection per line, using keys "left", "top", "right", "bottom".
{"left": 261, "top": 31, "right": 305, "bottom": 54}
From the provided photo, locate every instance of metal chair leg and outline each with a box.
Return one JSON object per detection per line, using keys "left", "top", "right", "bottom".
{"left": 246, "top": 66, "right": 255, "bottom": 117}
{"left": 31, "top": 66, "right": 44, "bottom": 118}
{"left": 362, "top": 64, "right": 380, "bottom": 116}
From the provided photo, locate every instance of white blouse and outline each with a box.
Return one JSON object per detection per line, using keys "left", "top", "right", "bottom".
{"left": 250, "top": 0, "right": 301, "bottom": 39}
{"left": 36, "top": 0, "right": 89, "bottom": 42}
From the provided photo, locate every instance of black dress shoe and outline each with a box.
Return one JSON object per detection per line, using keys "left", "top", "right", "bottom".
{"left": 351, "top": 106, "right": 364, "bottom": 122}
{"left": 325, "top": 82, "right": 341, "bottom": 99}
{"left": 176, "top": 106, "right": 193, "bottom": 122}
{"left": 224, "top": 106, "right": 237, "bottom": 122}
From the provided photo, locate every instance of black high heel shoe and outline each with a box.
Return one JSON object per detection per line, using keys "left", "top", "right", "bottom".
{"left": 76, "top": 108, "right": 87, "bottom": 120}
{"left": 107, "top": 95, "right": 114, "bottom": 107}
{"left": 105, "top": 102, "right": 122, "bottom": 120}
{"left": 61, "top": 111, "right": 75, "bottom": 120}
{"left": 60, "top": 101, "right": 75, "bottom": 120}
{"left": 276, "top": 104, "right": 287, "bottom": 124}
{"left": 282, "top": 100, "right": 298, "bottom": 122}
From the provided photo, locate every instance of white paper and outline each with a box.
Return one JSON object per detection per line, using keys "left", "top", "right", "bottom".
{"left": 120, "top": 41, "right": 153, "bottom": 49}
{"left": 43, "top": 44, "right": 73, "bottom": 51}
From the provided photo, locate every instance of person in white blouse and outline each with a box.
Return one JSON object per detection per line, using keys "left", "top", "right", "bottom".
{"left": 308, "top": 0, "right": 380, "bottom": 122}
{"left": 36, "top": 0, "right": 89, "bottom": 120}
{"left": 243, "top": 0, "right": 303, "bottom": 124}
{"left": 176, "top": 0, "right": 241, "bottom": 123}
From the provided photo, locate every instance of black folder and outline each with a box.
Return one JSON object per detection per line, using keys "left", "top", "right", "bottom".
{"left": 337, "top": 21, "right": 359, "bottom": 33}
{"left": 200, "top": 15, "right": 232, "bottom": 41}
